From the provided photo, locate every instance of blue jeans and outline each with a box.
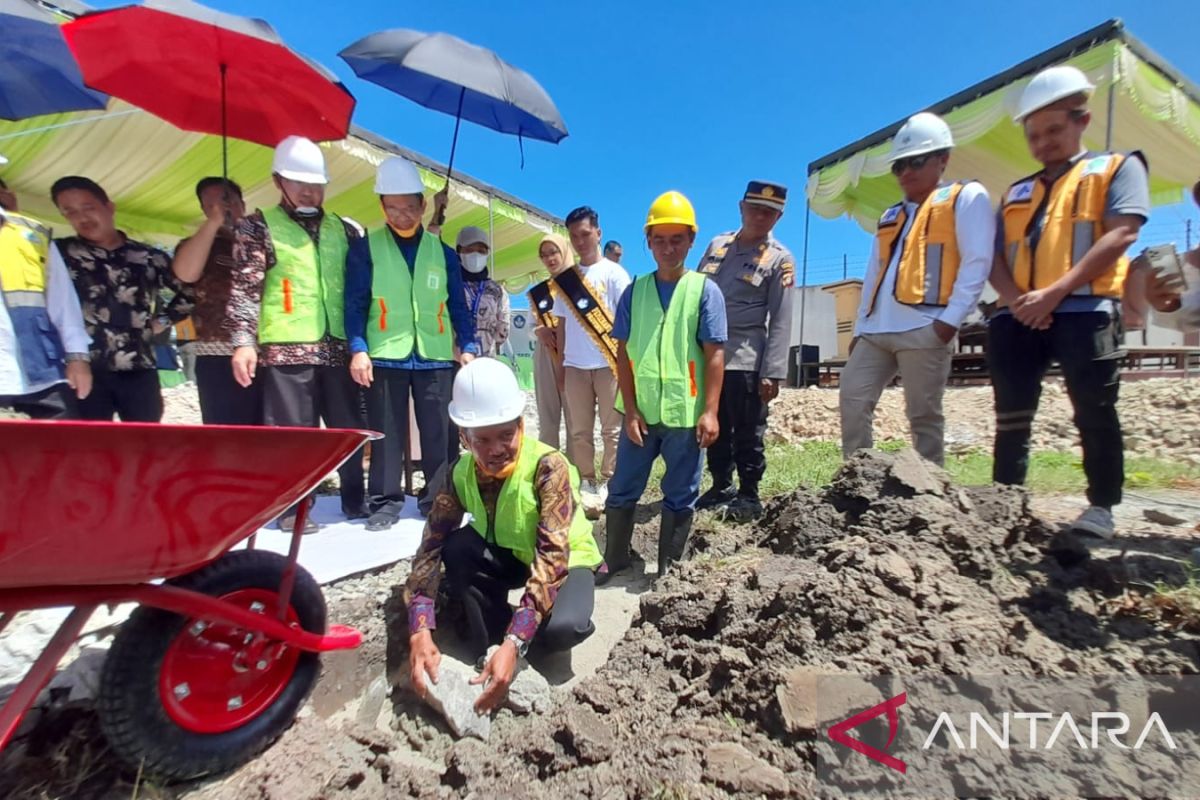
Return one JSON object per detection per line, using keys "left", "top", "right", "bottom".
{"left": 605, "top": 424, "right": 703, "bottom": 513}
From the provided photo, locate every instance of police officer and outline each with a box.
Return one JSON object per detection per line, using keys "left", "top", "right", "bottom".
{"left": 694, "top": 181, "right": 795, "bottom": 521}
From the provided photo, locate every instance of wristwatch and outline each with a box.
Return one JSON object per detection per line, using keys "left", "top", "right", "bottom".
{"left": 504, "top": 633, "right": 529, "bottom": 658}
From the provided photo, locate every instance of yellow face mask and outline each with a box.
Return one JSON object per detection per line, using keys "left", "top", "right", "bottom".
{"left": 388, "top": 221, "right": 421, "bottom": 238}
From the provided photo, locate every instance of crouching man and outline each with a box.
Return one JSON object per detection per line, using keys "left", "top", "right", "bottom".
{"left": 405, "top": 357, "right": 602, "bottom": 712}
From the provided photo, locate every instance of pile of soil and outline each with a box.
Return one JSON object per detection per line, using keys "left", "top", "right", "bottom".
{"left": 4, "top": 451, "right": 1198, "bottom": 798}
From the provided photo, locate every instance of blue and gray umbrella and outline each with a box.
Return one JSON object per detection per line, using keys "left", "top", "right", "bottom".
{"left": 339, "top": 28, "right": 568, "bottom": 187}
{"left": 0, "top": 0, "right": 108, "bottom": 120}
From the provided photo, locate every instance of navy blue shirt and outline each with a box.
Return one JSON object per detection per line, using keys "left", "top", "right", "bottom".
{"left": 612, "top": 272, "right": 728, "bottom": 344}
{"left": 345, "top": 227, "right": 479, "bottom": 368}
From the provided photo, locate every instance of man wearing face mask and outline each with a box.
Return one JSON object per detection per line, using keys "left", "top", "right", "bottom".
{"left": 446, "top": 225, "right": 510, "bottom": 465}
{"left": 173, "top": 177, "right": 260, "bottom": 425}
{"left": 226, "top": 136, "right": 367, "bottom": 532}
{"left": 344, "top": 157, "right": 479, "bottom": 530}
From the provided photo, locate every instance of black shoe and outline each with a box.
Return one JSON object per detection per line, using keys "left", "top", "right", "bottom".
{"left": 656, "top": 509, "right": 694, "bottom": 579}
{"left": 342, "top": 502, "right": 369, "bottom": 521}
{"left": 723, "top": 494, "right": 763, "bottom": 524}
{"left": 695, "top": 482, "right": 737, "bottom": 511}
{"left": 597, "top": 505, "right": 639, "bottom": 586}
{"left": 278, "top": 514, "right": 319, "bottom": 535}
{"left": 365, "top": 501, "right": 403, "bottom": 531}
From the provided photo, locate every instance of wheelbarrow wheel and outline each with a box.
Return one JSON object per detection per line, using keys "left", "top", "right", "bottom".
{"left": 97, "top": 549, "right": 326, "bottom": 782}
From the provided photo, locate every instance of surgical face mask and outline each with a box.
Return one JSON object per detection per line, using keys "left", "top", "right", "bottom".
{"left": 462, "top": 252, "right": 488, "bottom": 273}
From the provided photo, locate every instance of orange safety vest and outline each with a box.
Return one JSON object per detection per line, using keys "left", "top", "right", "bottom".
{"left": 1000, "top": 152, "right": 1143, "bottom": 299}
{"left": 866, "top": 182, "right": 968, "bottom": 316}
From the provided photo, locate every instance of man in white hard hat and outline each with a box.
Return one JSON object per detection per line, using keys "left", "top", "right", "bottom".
{"left": 227, "top": 135, "right": 367, "bottom": 532}
{"left": 0, "top": 153, "right": 92, "bottom": 418}
{"left": 344, "top": 156, "right": 479, "bottom": 529}
{"left": 405, "top": 357, "right": 601, "bottom": 713}
{"left": 988, "top": 65, "right": 1149, "bottom": 539}
{"left": 839, "top": 113, "right": 994, "bottom": 466}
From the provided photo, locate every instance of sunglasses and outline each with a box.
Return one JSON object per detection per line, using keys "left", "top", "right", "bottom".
{"left": 891, "top": 154, "right": 935, "bottom": 175}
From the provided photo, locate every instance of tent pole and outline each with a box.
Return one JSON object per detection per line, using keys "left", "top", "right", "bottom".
{"left": 1104, "top": 80, "right": 1116, "bottom": 150}
{"left": 487, "top": 192, "right": 495, "bottom": 273}
{"left": 798, "top": 199, "right": 812, "bottom": 386}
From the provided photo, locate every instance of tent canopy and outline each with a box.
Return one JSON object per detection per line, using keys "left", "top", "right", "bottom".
{"left": 806, "top": 19, "right": 1200, "bottom": 233}
{"left": 0, "top": 102, "right": 564, "bottom": 293}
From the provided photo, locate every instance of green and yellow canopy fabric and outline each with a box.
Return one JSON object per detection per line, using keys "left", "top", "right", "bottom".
{"left": 0, "top": 101, "right": 564, "bottom": 292}
{"left": 806, "top": 20, "right": 1200, "bottom": 232}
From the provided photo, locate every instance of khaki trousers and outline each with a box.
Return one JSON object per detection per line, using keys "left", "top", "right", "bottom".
{"left": 838, "top": 323, "right": 954, "bottom": 466}
{"left": 533, "top": 340, "right": 564, "bottom": 449}
{"left": 562, "top": 365, "right": 620, "bottom": 481}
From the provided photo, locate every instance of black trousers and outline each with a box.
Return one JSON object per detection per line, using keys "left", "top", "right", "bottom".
{"left": 441, "top": 526, "right": 595, "bottom": 659}
{"left": 366, "top": 367, "right": 453, "bottom": 509}
{"left": 988, "top": 311, "right": 1124, "bottom": 508}
{"left": 77, "top": 368, "right": 162, "bottom": 422}
{"left": 0, "top": 383, "right": 78, "bottom": 419}
{"left": 261, "top": 363, "right": 366, "bottom": 510}
{"left": 195, "top": 355, "right": 262, "bottom": 426}
{"left": 707, "top": 369, "right": 768, "bottom": 495}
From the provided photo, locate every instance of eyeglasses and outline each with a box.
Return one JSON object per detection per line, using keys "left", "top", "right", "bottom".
{"left": 891, "top": 154, "right": 934, "bottom": 175}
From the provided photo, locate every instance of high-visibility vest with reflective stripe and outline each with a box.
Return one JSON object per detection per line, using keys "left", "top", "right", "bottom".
{"left": 867, "top": 182, "right": 968, "bottom": 315}
{"left": 452, "top": 436, "right": 602, "bottom": 570}
{"left": 617, "top": 270, "right": 706, "bottom": 428}
{"left": 0, "top": 211, "right": 64, "bottom": 385}
{"left": 258, "top": 206, "right": 349, "bottom": 344}
{"left": 364, "top": 227, "right": 454, "bottom": 361}
{"left": 1001, "top": 152, "right": 1138, "bottom": 299}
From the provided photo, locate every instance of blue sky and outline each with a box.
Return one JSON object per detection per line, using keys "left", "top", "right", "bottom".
{"left": 115, "top": 1, "right": 1200, "bottom": 287}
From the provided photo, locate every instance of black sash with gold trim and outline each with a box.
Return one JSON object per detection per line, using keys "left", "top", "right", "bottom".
{"left": 527, "top": 279, "right": 558, "bottom": 329}
{"left": 551, "top": 266, "right": 619, "bottom": 372}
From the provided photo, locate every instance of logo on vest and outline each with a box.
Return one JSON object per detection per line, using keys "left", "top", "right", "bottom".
{"left": 426, "top": 274, "right": 440, "bottom": 290}
{"left": 1081, "top": 155, "right": 1113, "bottom": 177}
{"left": 1007, "top": 181, "right": 1035, "bottom": 203}
{"left": 933, "top": 186, "right": 954, "bottom": 204}
{"left": 880, "top": 206, "right": 902, "bottom": 225}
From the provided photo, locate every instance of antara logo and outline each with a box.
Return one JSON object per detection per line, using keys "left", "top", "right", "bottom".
{"left": 828, "top": 692, "right": 908, "bottom": 774}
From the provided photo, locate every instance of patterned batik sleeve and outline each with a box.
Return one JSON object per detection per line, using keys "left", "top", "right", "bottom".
{"left": 158, "top": 251, "right": 196, "bottom": 324}
{"left": 403, "top": 481, "right": 467, "bottom": 635}
{"left": 506, "top": 452, "right": 574, "bottom": 643}
{"left": 227, "top": 214, "right": 270, "bottom": 348}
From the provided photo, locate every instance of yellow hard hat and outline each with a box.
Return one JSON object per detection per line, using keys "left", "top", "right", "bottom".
{"left": 644, "top": 190, "right": 697, "bottom": 232}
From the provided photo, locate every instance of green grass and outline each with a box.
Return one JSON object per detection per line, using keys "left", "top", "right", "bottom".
{"left": 640, "top": 439, "right": 1200, "bottom": 499}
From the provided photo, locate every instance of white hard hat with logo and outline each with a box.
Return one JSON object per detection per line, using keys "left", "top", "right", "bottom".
{"left": 272, "top": 136, "right": 327, "bottom": 185}
{"left": 448, "top": 357, "right": 525, "bottom": 428}
{"left": 1014, "top": 65, "right": 1094, "bottom": 123}
{"left": 888, "top": 112, "right": 954, "bottom": 162}
{"left": 375, "top": 156, "right": 424, "bottom": 195}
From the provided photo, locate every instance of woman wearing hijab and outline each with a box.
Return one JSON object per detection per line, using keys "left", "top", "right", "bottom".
{"left": 530, "top": 233, "right": 573, "bottom": 449}
{"left": 448, "top": 226, "right": 511, "bottom": 463}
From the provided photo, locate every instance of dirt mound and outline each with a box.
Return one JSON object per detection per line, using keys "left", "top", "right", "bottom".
{"left": 432, "top": 450, "right": 1199, "bottom": 797}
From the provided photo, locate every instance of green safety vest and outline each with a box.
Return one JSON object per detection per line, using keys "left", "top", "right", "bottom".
{"left": 258, "top": 206, "right": 348, "bottom": 344}
{"left": 617, "top": 270, "right": 707, "bottom": 428}
{"left": 452, "top": 437, "right": 602, "bottom": 570}
{"left": 365, "top": 227, "right": 454, "bottom": 361}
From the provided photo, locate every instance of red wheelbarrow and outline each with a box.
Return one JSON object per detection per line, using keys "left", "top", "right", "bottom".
{"left": 0, "top": 420, "right": 376, "bottom": 781}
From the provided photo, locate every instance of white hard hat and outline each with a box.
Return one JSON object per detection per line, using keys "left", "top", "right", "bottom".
{"left": 272, "top": 136, "right": 327, "bottom": 185}
{"left": 456, "top": 226, "right": 488, "bottom": 249}
{"left": 374, "top": 156, "right": 424, "bottom": 195}
{"left": 888, "top": 112, "right": 954, "bottom": 162}
{"left": 449, "top": 357, "right": 525, "bottom": 428}
{"left": 1014, "top": 65, "right": 1094, "bottom": 123}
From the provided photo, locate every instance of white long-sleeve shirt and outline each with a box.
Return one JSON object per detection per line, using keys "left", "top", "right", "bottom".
{"left": 854, "top": 182, "right": 995, "bottom": 336}
{"left": 0, "top": 223, "right": 90, "bottom": 396}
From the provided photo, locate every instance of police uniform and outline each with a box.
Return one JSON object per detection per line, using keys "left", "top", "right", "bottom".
{"left": 695, "top": 181, "right": 795, "bottom": 515}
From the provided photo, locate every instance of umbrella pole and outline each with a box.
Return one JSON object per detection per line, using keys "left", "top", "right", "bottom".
{"left": 434, "top": 88, "right": 466, "bottom": 227}
{"left": 220, "top": 63, "right": 229, "bottom": 180}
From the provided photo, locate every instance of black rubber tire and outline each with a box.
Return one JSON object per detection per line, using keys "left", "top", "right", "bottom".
{"left": 97, "top": 549, "right": 326, "bottom": 782}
